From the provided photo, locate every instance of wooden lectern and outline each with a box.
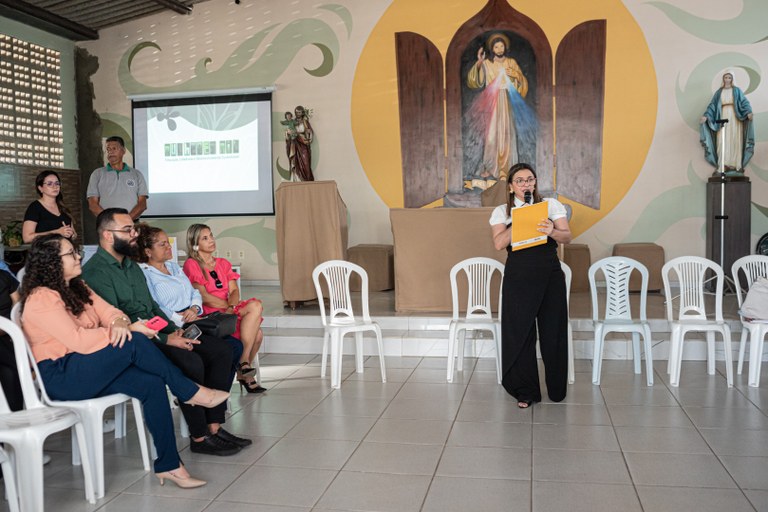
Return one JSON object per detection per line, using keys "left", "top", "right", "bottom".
{"left": 275, "top": 181, "right": 348, "bottom": 307}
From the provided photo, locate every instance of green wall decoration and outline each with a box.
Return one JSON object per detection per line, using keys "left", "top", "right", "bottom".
{"left": 622, "top": 163, "right": 706, "bottom": 242}
{"left": 647, "top": 0, "right": 768, "bottom": 44}
{"left": 118, "top": 17, "right": 345, "bottom": 96}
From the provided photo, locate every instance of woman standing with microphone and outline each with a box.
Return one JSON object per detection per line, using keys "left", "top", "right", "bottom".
{"left": 489, "top": 163, "right": 572, "bottom": 408}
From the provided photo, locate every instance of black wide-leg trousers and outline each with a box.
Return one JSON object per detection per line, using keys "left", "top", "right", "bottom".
{"left": 500, "top": 240, "right": 568, "bottom": 403}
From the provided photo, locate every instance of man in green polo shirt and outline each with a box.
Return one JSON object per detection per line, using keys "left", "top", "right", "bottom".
{"left": 82, "top": 207, "right": 248, "bottom": 456}
{"left": 87, "top": 136, "right": 148, "bottom": 221}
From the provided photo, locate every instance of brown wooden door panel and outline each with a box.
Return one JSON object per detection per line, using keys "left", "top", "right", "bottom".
{"left": 555, "top": 20, "right": 606, "bottom": 210}
{"left": 395, "top": 32, "right": 445, "bottom": 208}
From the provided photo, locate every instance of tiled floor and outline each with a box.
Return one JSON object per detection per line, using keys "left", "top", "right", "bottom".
{"left": 12, "top": 354, "right": 768, "bottom": 512}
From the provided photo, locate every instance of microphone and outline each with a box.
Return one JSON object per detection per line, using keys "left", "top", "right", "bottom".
{"left": 524, "top": 190, "right": 532, "bottom": 205}
{"left": 714, "top": 119, "right": 729, "bottom": 125}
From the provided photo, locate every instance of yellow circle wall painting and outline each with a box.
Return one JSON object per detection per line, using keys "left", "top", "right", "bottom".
{"left": 351, "top": 0, "right": 656, "bottom": 237}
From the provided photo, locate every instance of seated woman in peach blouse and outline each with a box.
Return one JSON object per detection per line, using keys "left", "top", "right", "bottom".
{"left": 20, "top": 234, "right": 229, "bottom": 489}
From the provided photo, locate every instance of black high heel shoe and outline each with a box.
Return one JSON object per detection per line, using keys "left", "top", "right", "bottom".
{"left": 237, "top": 378, "right": 267, "bottom": 394}
{"left": 238, "top": 361, "right": 257, "bottom": 377}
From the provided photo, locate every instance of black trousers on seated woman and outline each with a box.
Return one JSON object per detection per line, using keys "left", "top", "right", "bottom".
{"left": 501, "top": 238, "right": 568, "bottom": 403}
{"left": 155, "top": 334, "right": 233, "bottom": 438}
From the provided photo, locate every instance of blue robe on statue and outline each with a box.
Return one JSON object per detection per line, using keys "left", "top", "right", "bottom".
{"left": 699, "top": 86, "right": 754, "bottom": 171}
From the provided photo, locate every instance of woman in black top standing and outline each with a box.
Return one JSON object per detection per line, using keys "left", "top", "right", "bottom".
{"left": 489, "top": 163, "right": 572, "bottom": 408}
{"left": 22, "top": 170, "right": 76, "bottom": 243}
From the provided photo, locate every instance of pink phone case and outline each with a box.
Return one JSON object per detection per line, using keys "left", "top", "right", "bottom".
{"left": 145, "top": 316, "right": 168, "bottom": 331}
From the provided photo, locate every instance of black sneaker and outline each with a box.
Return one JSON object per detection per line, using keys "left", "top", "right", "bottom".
{"left": 190, "top": 435, "right": 241, "bottom": 456}
{"left": 215, "top": 428, "right": 253, "bottom": 448}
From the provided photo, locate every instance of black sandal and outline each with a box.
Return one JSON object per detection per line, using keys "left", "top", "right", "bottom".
{"left": 238, "top": 361, "right": 256, "bottom": 377}
{"left": 517, "top": 400, "right": 533, "bottom": 409}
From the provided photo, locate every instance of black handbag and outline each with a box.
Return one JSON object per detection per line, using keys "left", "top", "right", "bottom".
{"left": 187, "top": 312, "right": 237, "bottom": 338}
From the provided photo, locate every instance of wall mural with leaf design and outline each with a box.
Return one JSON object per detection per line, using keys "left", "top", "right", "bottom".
{"left": 77, "top": 0, "right": 767, "bottom": 280}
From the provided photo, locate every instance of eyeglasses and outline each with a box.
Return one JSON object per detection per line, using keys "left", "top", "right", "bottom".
{"left": 154, "top": 241, "right": 171, "bottom": 248}
{"left": 108, "top": 227, "right": 137, "bottom": 235}
{"left": 512, "top": 177, "right": 536, "bottom": 185}
{"left": 43, "top": 180, "right": 61, "bottom": 187}
{"left": 60, "top": 249, "right": 80, "bottom": 260}
{"left": 209, "top": 270, "right": 224, "bottom": 289}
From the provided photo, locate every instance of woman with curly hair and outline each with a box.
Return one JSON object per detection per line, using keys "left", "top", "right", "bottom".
{"left": 183, "top": 223, "right": 265, "bottom": 393}
{"left": 19, "top": 234, "right": 229, "bottom": 488}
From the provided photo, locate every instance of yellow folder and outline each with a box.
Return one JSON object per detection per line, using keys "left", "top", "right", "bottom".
{"left": 510, "top": 202, "right": 548, "bottom": 251}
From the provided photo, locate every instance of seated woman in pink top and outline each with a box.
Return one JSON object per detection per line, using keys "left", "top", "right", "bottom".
{"left": 183, "top": 223, "right": 265, "bottom": 393}
{"left": 20, "top": 234, "right": 229, "bottom": 489}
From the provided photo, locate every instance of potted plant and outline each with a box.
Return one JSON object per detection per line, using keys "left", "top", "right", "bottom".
{"left": 2, "top": 220, "right": 23, "bottom": 247}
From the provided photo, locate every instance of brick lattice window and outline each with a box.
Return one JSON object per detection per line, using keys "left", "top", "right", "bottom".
{"left": 0, "top": 33, "right": 63, "bottom": 167}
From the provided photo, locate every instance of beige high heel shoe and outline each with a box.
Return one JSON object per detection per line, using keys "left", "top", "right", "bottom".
{"left": 156, "top": 468, "right": 206, "bottom": 488}
{"left": 184, "top": 386, "right": 230, "bottom": 408}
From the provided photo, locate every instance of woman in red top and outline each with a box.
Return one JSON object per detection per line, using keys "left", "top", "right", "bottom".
{"left": 183, "top": 224, "right": 265, "bottom": 393}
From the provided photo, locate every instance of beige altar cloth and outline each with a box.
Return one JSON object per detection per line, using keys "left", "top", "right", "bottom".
{"left": 390, "top": 208, "right": 505, "bottom": 313}
{"left": 276, "top": 181, "right": 348, "bottom": 302}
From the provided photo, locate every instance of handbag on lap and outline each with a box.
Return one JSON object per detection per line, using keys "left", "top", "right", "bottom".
{"left": 186, "top": 312, "right": 237, "bottom": 338}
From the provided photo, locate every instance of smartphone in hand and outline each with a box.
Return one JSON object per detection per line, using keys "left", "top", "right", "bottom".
{"left": 182, "top": 323, "right": 202, "bottom": 340}
{"left": 145, "top": 316, "right": 169, "bottom": 331}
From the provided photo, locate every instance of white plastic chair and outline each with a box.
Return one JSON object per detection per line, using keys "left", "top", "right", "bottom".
{"left": 12, "top": 303, "right": 150, "bottom": 499}
{"left": 560, "top": 261, "right": 575, "bottom": 384}
{"left": 312, "top": 260, "right": 386, "bottom": 389}
{"left": 731, "top": 255, "right": 768, "bottom": 387}
{"left": 662, "top": 256, "right": 733, "bottom": 387}
{"left": 0, "top": 317, "right": 96, "bottom": 510}
{"left": 589, "top": 257, "right": 654, "bottom": 386}
{"left": 0, "top": 445, "right": 19, "bottom": 512}
{"left": 446, "top": 257, "right": 504, "bottom": 383}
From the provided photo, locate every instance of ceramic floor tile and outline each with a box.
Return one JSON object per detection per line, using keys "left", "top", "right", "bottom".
{"left": 533, "top": 481, "right": 642, "bottom": 512}
{"left": 381, "top": 397, "right": 461, "bottom": 421}
{"left": 92, "top": 494, "right": 210, "bottom": 511}
{"left": 309, "top": 395, "right": 390, "bottom": 417}
{"left": 407, "top": 367, "right": 469, "bottom": 384}
{"left": 315, "top": 471, "right": 431, "bottom": 512}
{"left": 456, "top": 400, "right": 533, "bottom": 423}
{"left": 285, "top": 414, "right": 377, "bottom": 441}
{"left": 636, "top": 486, "right": 756, "bottom": 512}
{"left": 254, "top": 438, "right": 358, "bottom": 470}
{"left": 532, "top": 403, "right": 611, "bottom": 425}
{"left": 347, "top": 367, "right": 413, "bottom": 382}
{"left": 204, "top": 503, "right": 310, "bottom": 512}
{"left": 327, "top": 380, "right": 403, "bottom": 400}
{"left": 744, "top": 489, "right": 768, "bottom": 512}
{"left": 342, "top": 441, "right": 443, "bottom": 475}
{"left": 720, "top": 455, "right": 768, "bottom": 489}
{"left": 421, "top": 476, "right": 530, "bottom": 512}
{"left": 700, "top": 428, "right": 768, "bottom": 457}
{"left": 218, "top": 466, "right": 337, "bottom": 507}
{"left": 248, "top": 394, "right": 325, "bottom": 415}
{"left": 607, "top": 404, "right": 694, "bottom": 427}
{"left": 396, "top": 382, "right": 468, "bottom": 401}
{"left": 533, "top": 424, "right": 619, "bottom": 451}
{"left": 533, "top": 448, "right": 631, "bottom": 484}
{"left": 435, "top": 445, "right": 531, "bottom": 480}
{"left": 624, "top": 452, "right": 737, "bottom": 487}
{"left": 224, "top": 411, "right": 304, "bottom": 437}
{"left": 615, "top": 424, "right": 711, "bottom": 454}
{"left": 685, "top": 405, "right": 768, "bottom": 429}
{"left": 600, "top": 386, "right": 680, "bottom": 406}
{"left": 364, "top": 418, "right": 453, "bottom": 445}
{"left": 447, "top": 421, "right": 532, "bottom": 448}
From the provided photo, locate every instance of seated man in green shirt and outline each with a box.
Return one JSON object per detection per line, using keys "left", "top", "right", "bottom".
{"left": 82, "top": 208, "right": 250, "bottom": 456}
